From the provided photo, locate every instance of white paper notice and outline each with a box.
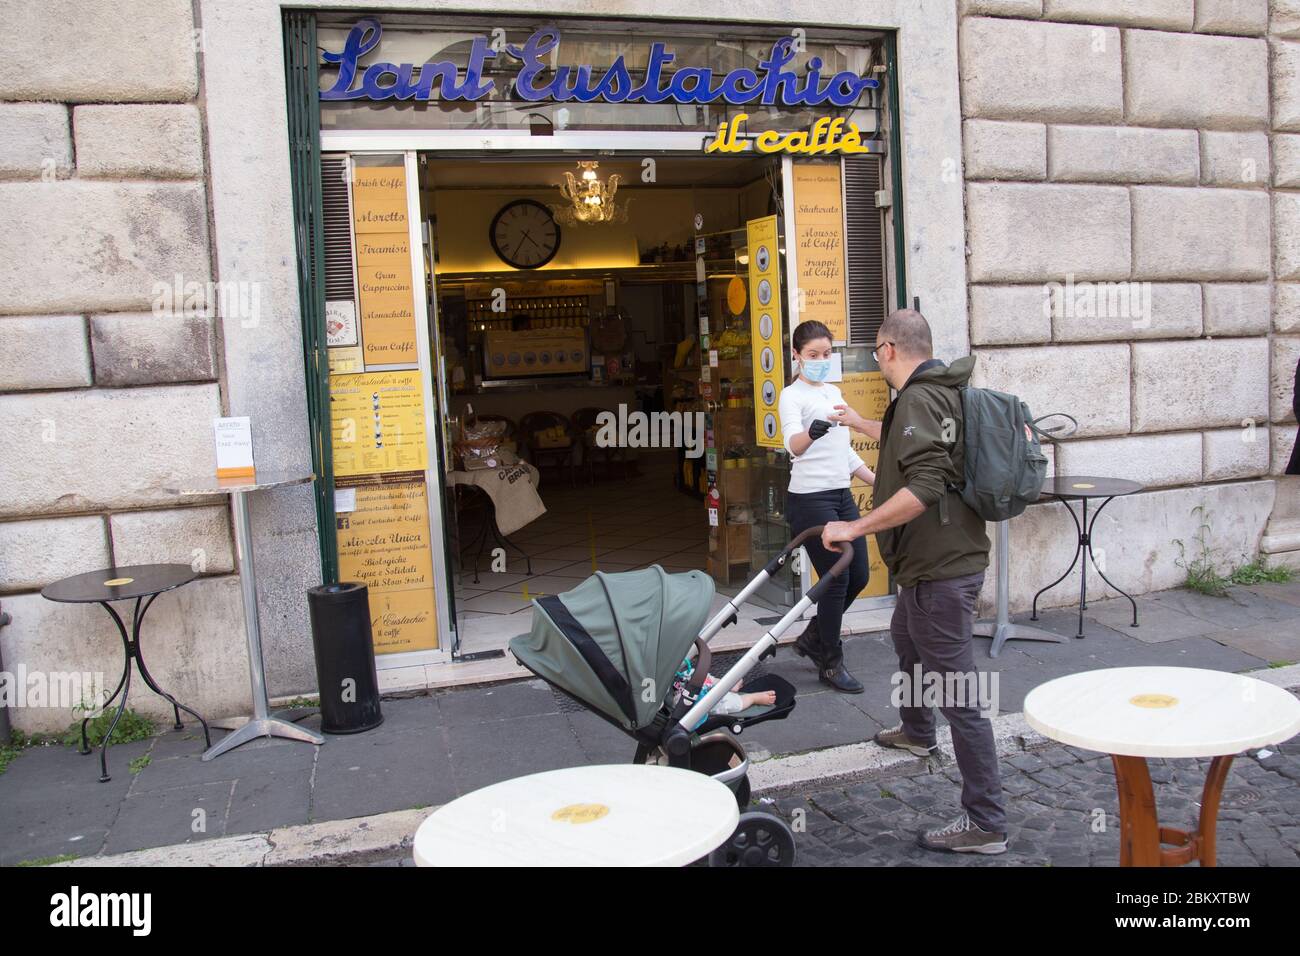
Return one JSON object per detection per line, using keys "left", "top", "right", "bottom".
{"left": 334, "top": 487, "right": 357, "bottom": 513}
{"left": 213, "top": 417, "right": 254, "bottom": 474}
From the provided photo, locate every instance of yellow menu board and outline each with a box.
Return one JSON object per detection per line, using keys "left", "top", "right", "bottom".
{"left": 330, "top": 370, "right": 428, "bottom": 477}
{"left": 351, "top": 166, "right": 408, "bottom": 234}
{"left": 810, "top": 370, "right": 891, "bottom": 598}
{"left": 483, "top": 327, "right": 588, "bottom": 378}
{"left": 336, "top": 478, "right": 438, "bottom": 653}
{"left": 351, "top": 164, "right": 418, "bottom": 367}
{"left": 355, "top": 232, "right": 418, "bottom": 367}
{"left": 792, "top": 162, "right": 849, "bottom": 344}
{"left": 746, "top": 214, "right": 784, "bottom": 449}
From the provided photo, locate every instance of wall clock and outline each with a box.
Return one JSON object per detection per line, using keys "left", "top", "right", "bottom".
{"left": 489, "top": 199, "right": 561, "bottom": 269}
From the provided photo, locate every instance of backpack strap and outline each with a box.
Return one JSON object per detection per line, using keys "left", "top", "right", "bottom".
{"left": 1028, "top": 412, "right": 1078, "bottom": 442}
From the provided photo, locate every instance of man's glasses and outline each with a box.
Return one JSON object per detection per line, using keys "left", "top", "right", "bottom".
{"left": 872, "top": 341, "right": 895, "bottom": 362}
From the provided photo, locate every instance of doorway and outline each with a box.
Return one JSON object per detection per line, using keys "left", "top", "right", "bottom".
{"left": 420, "top": 151, "right": 791, "bottom": 659}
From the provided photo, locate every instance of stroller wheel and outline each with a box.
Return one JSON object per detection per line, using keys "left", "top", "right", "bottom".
{"left": 733, "top": 774, "right": 752, "bottom": 809}
{"left": 709, "top": 811, "right": 796, "bottom": 867}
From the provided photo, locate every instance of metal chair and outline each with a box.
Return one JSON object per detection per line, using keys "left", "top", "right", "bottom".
{"left": 571, "top": 406, "right": 633, "bottom": 483}
{"left": 519, "top": 410, "right": 576, "bottom": 486}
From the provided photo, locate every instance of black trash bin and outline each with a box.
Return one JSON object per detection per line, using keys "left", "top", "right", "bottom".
{"left": 307, "top": 583, "right": 383, "bottom": 734}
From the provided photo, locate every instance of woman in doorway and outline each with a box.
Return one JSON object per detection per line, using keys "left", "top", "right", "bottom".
{"left": 778, "top": 320, "right": 873, "bottom": 693}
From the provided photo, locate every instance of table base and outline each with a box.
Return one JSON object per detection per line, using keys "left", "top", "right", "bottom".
{"left": 86, "top": 596, "right": 211, "bottom": 782}
{"left": 1031, "top": 494, "right": 1139, "bottom": 639}
{"left": 458, "top": 486, "right": 532, "bottom": 585}
{"left": 975, "top": 521, "right": 1070, "bottom": 657}
{"left": 201, "top": 712, "right": 325, "bottom": 761}
{"left": 974, "top": 620, "right": 1069, "bottom": 657}
{"left": 1111, "top": 754, "right": 1233, "bottom": 867}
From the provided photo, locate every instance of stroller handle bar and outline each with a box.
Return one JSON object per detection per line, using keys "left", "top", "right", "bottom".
{"left": 693, "top": 525, "right": 854, "bottom": 648}
{"left": 675, "top": 527, "right": 854, "bottom": 733}
{"left": 781, "top": 525, "right": 855, "bottom": 603}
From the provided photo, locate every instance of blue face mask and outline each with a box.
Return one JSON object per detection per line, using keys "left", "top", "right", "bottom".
{"left": 799, "top": 357, "right": 832, "bottom": 382}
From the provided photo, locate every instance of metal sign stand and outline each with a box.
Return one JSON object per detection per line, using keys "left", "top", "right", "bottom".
{"left": 975, "top": 520, "right": 1069, "bottom": 658}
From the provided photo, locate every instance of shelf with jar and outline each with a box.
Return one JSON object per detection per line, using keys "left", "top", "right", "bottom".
{"left": 463, "top": 293, "right": 595, "bottom": 333}
{"left": 705, "top": 404, "right": 762, "bottom": 584}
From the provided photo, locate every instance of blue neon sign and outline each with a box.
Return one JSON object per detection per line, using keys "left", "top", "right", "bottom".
{"left": 320, "top": 18, "right": 878, "bottom": 107}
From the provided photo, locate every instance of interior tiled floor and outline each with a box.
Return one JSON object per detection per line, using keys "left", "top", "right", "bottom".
{"left": 451, "top": 452, "right": 724, "bottom": 656}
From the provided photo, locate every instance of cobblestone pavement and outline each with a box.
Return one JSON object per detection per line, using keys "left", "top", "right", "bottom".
{"left": 770, "top": 742, "right": 1300, "bottom": 867}
{"left": 368, "top": 740, "right": 1300, "bottom": 867}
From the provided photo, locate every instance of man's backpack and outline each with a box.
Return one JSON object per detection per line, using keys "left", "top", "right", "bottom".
{"left": 955, "top": 387, "right": 1053, "bottom": 522}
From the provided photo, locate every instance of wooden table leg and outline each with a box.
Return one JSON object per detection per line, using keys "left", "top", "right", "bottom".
{"left": 1111, "top": 753, "right": 1235, "bottom": 867}
{"left": 1112, "top": 755, "right": 1162, "bottom": 866}
{"left": 1194, "top": 755, "right": 1234, "bottom": 868}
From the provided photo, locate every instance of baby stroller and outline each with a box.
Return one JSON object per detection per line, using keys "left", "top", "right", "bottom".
{"left": 509, "top": 526, "right": 854, "bottom": 867}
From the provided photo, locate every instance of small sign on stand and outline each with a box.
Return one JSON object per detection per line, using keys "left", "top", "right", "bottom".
{"left": 214, "top": 417, "right": 255, "bottom": 481}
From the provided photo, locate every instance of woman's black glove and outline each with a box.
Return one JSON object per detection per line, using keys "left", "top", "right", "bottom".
{"left": 808, "top": 419, "right": 832, "bottom": 441}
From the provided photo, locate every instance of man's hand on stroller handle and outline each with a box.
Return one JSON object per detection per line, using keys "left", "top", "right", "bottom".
{"left": 821, "top": 521, "right": 857, "bottom": 549}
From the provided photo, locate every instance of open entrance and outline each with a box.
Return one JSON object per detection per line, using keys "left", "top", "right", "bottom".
{"left": 303, "top": 13, "right": 903, "bottom": 678}
{"left": 421, "top": 152, "right": 793, "bottom": 659}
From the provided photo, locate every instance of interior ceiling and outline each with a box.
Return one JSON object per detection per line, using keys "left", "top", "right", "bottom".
{"left": 419, "top": 154, "right": 774, "bottom": 190}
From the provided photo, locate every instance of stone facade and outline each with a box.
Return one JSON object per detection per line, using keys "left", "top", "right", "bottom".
{"left": 0, "top": 0, "right": 253, "bottom": 733}
{"left": 960, "top": 1, "right": 1298, "bottom": 608}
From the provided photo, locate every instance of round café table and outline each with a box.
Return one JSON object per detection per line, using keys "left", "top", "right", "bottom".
{"left": 41, "top": 564, "right": 212, "bottom": 782}
{"left": 1031, "top": 475, "right": 1144, "bottom": 639}
{"left": 413, "top": 764, "right": 740, "bottom": 867}
{"left": 164, "top": 471, "right": 323, "bottom": 760}
{"left": 1024, "top": 667, "right": 1300, "bottom": 867}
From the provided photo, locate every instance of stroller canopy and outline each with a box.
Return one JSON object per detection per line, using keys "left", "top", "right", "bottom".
{"left": 509, "top": 566, "right": 715, "bottom": 731}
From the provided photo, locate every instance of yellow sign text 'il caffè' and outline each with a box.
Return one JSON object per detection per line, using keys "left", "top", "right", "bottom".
{"left": 705, "top": 114, "right": 877, "bottom": 156}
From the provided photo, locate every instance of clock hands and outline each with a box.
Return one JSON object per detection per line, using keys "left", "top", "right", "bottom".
{"left": 513, "top": 228, "right": 546, "bottom": 262}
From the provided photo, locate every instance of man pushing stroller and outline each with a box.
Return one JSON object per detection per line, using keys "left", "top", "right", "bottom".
{"left": 817, "top": 309, "right": 1008, "bottom": 856}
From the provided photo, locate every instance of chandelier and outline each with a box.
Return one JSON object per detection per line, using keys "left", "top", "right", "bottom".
{"left": 554, "top": 161, "right": 629, "bottom": 225}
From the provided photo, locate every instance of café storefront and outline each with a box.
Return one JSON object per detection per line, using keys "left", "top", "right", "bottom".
{"left": 285, "top": 9, "right": 908, "bottom": 677}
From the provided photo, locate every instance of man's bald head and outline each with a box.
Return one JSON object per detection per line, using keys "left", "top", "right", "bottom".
{"left": 879, "top": 309, "right": 933, "bottom": 360}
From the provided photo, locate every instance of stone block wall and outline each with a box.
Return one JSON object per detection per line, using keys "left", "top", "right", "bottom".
{"left": 0, "top": 1, "right": 250, "bottom": 733}
{"left": 959, "top": 0, "right": 1298, "bottom": 611}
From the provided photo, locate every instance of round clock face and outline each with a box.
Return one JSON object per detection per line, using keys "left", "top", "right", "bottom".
{"left": 489, "top": 199, "right": 561, "bottom": 269}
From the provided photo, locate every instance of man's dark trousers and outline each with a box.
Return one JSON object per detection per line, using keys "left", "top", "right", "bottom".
{"left": 889, "top": 570, "right": 1006, "bottom": 833}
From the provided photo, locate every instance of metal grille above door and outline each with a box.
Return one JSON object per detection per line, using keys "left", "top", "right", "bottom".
{"left": 843, "top": 155, "right": 888, "bottom": 347}
{"left": 321, "top": 155, "right": 356, "bottom": 301}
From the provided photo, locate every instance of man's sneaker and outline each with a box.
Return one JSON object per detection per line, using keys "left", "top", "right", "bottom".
{"left": 819, "top": 662, "right": 863, "bottom": 694}
{"left": 917, "top": 812, "right": 1008, "bottom": 855}
{"left": 873, "top": 723, "right": 937, "bottom": 757}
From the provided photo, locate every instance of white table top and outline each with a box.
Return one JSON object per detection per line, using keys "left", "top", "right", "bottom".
{"left": 1024, "top": 666, "right": 1300, "bottom": 759}
{"left": 413, "top": 764, "right": 740, "bottom": 867}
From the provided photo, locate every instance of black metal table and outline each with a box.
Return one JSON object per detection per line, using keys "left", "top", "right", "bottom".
{"left": 1031, "top": 475, "right": 1144, "bottom": 639}
{"left": 41, "top": 564, "right": 211, "bottom": 781}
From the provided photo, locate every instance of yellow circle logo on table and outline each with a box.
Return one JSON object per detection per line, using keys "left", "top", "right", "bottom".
{"left": 551, "top": 803, "right": 610, "bottom": 824}
{"left": 1129, "top": 693, "right": 1179, "bottom": 708}
{"left": 103, "top": 577, "right": 135, "bottom": 587}
{"left": 1071, "top": 482, "right": 1096, "bottom": 490}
